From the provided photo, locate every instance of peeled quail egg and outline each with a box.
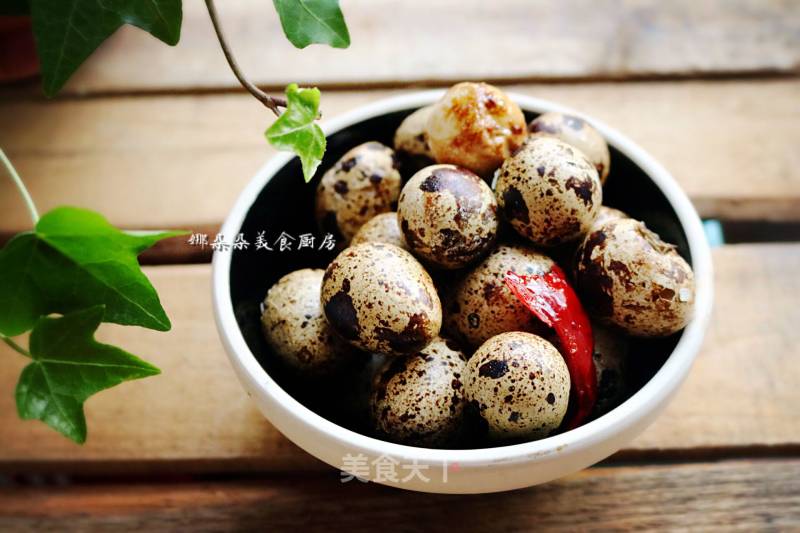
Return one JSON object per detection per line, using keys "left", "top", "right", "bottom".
{"left": 427, "top": 82, "right": 526, "bottom": 177}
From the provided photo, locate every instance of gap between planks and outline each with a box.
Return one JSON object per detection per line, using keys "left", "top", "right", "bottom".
{"left": 1, "top": 79, "right": 799, "bottom": 239}
{"left": 0, "top": 243, "right": 797, "bottom": 474}
{"left": 0, "top": 459, "right": 798, "bottom": 531}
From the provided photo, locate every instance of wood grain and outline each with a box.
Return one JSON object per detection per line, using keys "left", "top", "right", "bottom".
{"left": 0, "top": 244, "right": 797, "bottom": 473}
{"left": 46, "top": 0, "right": 800, "bottom": 95}
{"left": 1, "top": 80, "right": 799, "bottom": 241}
{"left": 1, "top": 460, "right": 798, "bottom": 531}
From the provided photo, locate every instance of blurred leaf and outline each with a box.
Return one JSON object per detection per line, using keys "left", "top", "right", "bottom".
{"left": 0, "top": 206, "right": 186, "bottom": 336}
{"left": 272, "top": 0, "right": 350, "bottom": 49}
{"left": 29, "top": 0, "right": 182, "bottom": 96}
{"left": 16, "top": 306, "right": 160, "bottom": 443}
{"left": 265, "top": 83, "right": 326, "bottom": 182}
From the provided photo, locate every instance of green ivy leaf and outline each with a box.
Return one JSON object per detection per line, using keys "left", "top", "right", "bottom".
{"left": 0, "top": 206, "right": 185, "bottom": 337}
{"left": 272, "top": 0, "right": 350, "bottom": 49}
{"left": 265, "top": 83, "right": 326, "bottom": 182}
{"left": 29, "top": 0, "right": 182, "bottom": 97}
{"left": 15, "top": 306, "right": 160, "bottom": 443}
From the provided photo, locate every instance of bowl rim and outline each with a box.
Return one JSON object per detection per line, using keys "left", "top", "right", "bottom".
{"left": 212, "top": 89, "right": 714, "bottom": 468}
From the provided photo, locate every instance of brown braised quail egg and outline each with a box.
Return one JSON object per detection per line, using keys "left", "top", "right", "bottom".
{"left": 444, "top": 245, "right": 553, "bottom": 348}
{"left": 464, "top": 332, "right": 570, "bottom": 440}
{"left": 427, "top": 82, "right": 526, "bottom": 177}
{"left": 529, "top": 112, "right": 611, "bottom": 183}
{"left": 261, "top": 269, "right": 355, "bottom": 373}
{"left": 370, "top": 337, "right": 466, "bottom": 446}
{"left": 574, "top": 218, "right": 695, "bottom": 337}
{"left": 315, "top": 141, "right": 402, "bottom": 242}
{"left": 397, "top": 164, "right": 498, "bottom": 269}
{"left": 321, "top": 243, "right": 442, "bottom": 355}
{"left": 496, "top": 136, "right": 602, "bottom": 247}
{"left": 394, "top": 105, "right": 434, "bottom": 159}
{"left": 351, "top": 212, "right": 407, "bottom": 250}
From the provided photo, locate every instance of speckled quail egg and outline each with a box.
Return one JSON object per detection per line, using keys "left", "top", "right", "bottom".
{"left": 529, "top": 112, "right": 611, "bottom": 184}
{"left": 315, "top": 141, "right": 402, "bottom": 242}
{"left": 592, "top": 206, "right": 629, "bottom": 229}
{"left": 464, "top": 332, "right": 570, "bottom": 440}
{"left": 351, "top": 212, "right": 407, "bottom": 250}
{"left": 574, "top": 218, "right": 695, "bottom": 337}
{"left": 444, "top": 245, "right": 553, "bottom": 348}
{"left": 370, "top": 337, "right": 466, "bottom": 446}
{"left": 496, "top": 136, "right": 602, "bottom": 247}
{"left": 397, "top": 164, "right": 499, "bottom": 269}
{"left": 261, "top": 269, "right": 355, "bottom": 373}
{"left": 427, "top": 82, "right": 526, "bottom": 177}
{"left": 394, "top": 105, "right": 434, "bottom": 159}
{"left": 591, "top": 324, "right": 629, "bottom": 417}
{"left": 321, "top": 242, "right": 442, "bottom": 355}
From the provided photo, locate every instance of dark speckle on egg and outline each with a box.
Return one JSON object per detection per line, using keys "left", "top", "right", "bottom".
{"left": 398, "top": 164, "right": 498, "bottom": 269}
{"left": 321, "top": 242, "right": 442, "bottom": 355}
{"left": 371, "top": 338, "right": 466, "bottom": 446}
{"left": 464, "top": 332, "right": 570, "bottom": 440}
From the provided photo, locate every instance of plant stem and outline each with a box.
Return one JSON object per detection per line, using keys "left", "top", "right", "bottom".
{"left": 0, "top": 148, "right": 39, "bottom": 225}
{"left": 1, "top": 335, "right": 31, "bottom": 358}
{"left": 204, "top": 0, "right": 287, "bottom": 117}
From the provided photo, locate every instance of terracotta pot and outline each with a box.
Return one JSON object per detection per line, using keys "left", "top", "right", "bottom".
{"left": 0, "top": 16, "right": 39, "bottom": 83}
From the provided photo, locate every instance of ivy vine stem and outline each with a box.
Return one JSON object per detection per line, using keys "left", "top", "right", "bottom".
{"left": 204, "top": 0, "right": 287, "bottom": 117}
{"left": 1, "top": 335, "right": 31, "bottom": 358}
{"left": 0, "top": 148, "right": 39, "bottom": 226}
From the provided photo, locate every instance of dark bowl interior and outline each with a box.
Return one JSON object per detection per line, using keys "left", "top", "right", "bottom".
{"left": 229, "top": 107, "right": 690, "bottom": 449}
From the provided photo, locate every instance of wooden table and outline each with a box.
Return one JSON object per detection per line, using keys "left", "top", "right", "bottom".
{"left": 1, "top": 1, "right": 799, "bottom": 530}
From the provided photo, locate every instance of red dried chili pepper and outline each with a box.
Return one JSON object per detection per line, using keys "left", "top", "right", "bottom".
{"left": 504, "top": 266, "right": 597, "bottom": 429}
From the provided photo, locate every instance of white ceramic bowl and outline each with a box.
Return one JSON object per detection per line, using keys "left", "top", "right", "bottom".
{"left": 212, "top": 90, "right": 714, "bottom": 494}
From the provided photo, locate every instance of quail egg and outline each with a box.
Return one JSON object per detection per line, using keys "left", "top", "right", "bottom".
{"left": 574, "top": 218, "right": 695, "bottom": 337}
{"left": 427, "top": 82, "right": 526, "bottom": 177}
{"left": 315, "top": 141, "right": 402, "bottom": 242}
{"left": 592, "top": 206, "right": 629, "bottom": 229}
{"left": 351, "top": 212, "right": 407, "bottom": 250}
{"left": 261, "top": 269, "right": 355, "bottom": 373}
{"left": 464, "top": 332, "right": 570, "bottom": 440}
{"left": 370, "top": 337, "right": 466, "bottom": 446}
{"left": 321, "top": 242, "right": 442, "bottom": 355}
{"left": 394, "top": 105, "right": 434, "bottom": 159}
{"left": 529, "top": 112, "right": 611, "bottom": 183}
{"left": 397, "top": 164, "right": 499, "bottom": 269}
{"left": 444, "top": 245, "right": 553, "bottom": 348}
{"left": 496, "top": 136, "right": 602, "bottom": 247}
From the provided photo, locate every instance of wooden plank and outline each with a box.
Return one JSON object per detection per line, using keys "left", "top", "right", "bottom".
{"left": 1, "top": 460, "right": 798, "bottom": 531}
{"left": 47, "top": 0, "right": 800, "bottom": 94}
{"left": 1, "top": 80, "right": 799, "bottom": 241}
{"left": 0, "top": 244, "right": 797, "bottom": 472}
